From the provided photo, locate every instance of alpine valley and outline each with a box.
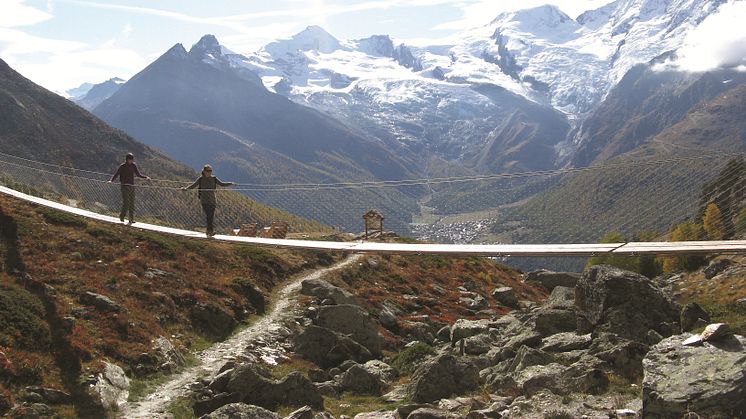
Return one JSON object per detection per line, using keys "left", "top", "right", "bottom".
{"left": 76, "top": 0, "right": 746, "bottom": 239}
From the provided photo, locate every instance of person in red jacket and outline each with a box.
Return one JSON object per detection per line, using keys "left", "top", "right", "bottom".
{"left": 109, "top": 153, "right": 150, "bottom": 224}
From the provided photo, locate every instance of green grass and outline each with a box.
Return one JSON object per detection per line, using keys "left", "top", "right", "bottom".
{"left": 697, "top": 301, "right": 746, "bottom": 336}
{"left": 127, "top": 372, "right": 172, "bottom": 402}
{"left": 389, "top": 342, "right": 435, "bottom": 376}
{"left": 167, "top": 396, "right": 196, "bottom": 419}
{"left": 0, "top": 283, "right": 51, "bottom": 349}
{"left": 38, "top": 207, "right": 88, "bottom": 228}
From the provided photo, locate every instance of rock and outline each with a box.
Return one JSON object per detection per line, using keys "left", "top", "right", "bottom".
{"left": 463, "top": 334, "right": 493, "bottom": 355}
{"left": 450, "top": 319, "right": 491, "bottom": 343}
{"left": 643, "top": 334, "right": 746, "bottom": 418}
{"left": 704, "top": 259, "right": 733, "bottom": 279}
{"left": 407, "top": 408, "right": 460, "bottom": 419}
{"left": 200, "top": 403, "right": 279, "bottom": 419}
{"left": 408, "top": 354, "right": 479, "bottom": 403}
{"left": 314, "top": 381, "right": 341, "bottom": 398}
{"left": 545, "top": 286, "right": 575, "bottom": 309}
{"left": 436, "top": 326, "right": 451, "bottom": 342}
{"left": 394, "top": 404, "right": 432, "bottom": 419}
{"left": 339, "top": 364, "right": 386, "bottom": 395}
{"left": 524, "top": 270, "right": 580, "bottom": 291}
{"left": 588, "top": 333, "right": 649, "bottom": 379}
{"left": 315, "top": 305, "right": 383, "bottom": 355}
{"left": 313, "top": 413, "right": 335, "bottom": 419}
{"left": 301, "top": 279, "right": 357, "bottom": 306}
{"left": 86, "top": 361, "right": 130, "bottom": 410}
{"left": 23, "top": 387, "right": 71, "bottom": 404}
{"left": 294, "top": 325, "right": 373, "bottom": 369}
{"left": 353, "top": 412, "right": 397, "bottom": 419}
{"left": 534, "top": 308, "right": 576, "bottom": 337}
{"left": 646, "top": 329, "right": 664, "bottom": 345}
{"left": 508, "top": 345, "right": 553, "bottom": 372}
{"left": 575, "top": 265, "right": 680, "bottom": 342}
{"left": 491, "top": 287, "right": 518, "bottom": 308}
{"left": 402, "top": 321, "right": 435, "bottom": 345}
{"left": 227, "top": 365, "right": 323, "bottom": 410}
{"left": 502, "top": 328, "right": 542, "bottom": 351}
{"left": 362, "top": 360, "right": 397, "bottom": 383}
{"left": 190, "top": 302, "right": 238, "bottom": 340}
{"left": 285, "top": 405, "right": 314, "bottom": 419}
{"left": 680, "top": 303, "right": 711, "bottom": 332}
{"left": 701, "top": 323, "right": 731, "bottom": 341}
{"left": 512, "top": 363, "right": 565, "bottom": 396}
{"left": 10, "top": 403, "right": 54, "bottom": 418}
{"left": 682, "top": 334, "right": 703, "bottom": 346}
{"left": 153, "top": 336, "right": 186, "bottom": 372}
{"left": 541, "top": 332, "right": 592, "bottom": 352}
{"left": 194, "top": 392, "right": 243, "bottom": 417}
{"left": 466, "top": 295, "right": 489, "bottom": 311}
{"left": 230, "top": 280, "right": 266, "bottom": 314}
{"left": 80, "top": 291, "right": 122, "bottom": 312}
{"left": 308, "top": 368, "right": 330, "bottom": 383}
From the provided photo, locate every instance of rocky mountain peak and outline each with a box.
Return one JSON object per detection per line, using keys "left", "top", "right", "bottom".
{"left": 264, "top": 25, "right": 343, "bottom": 57}
{"left": 356, "top": 35, "right": 395, "bottom": 57}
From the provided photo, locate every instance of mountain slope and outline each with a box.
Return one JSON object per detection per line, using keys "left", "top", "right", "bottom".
{"left": 0, "top": 58, "right": 325, "bottom": 233}
{"left": 506, "top": 79, "right": 746, "bottom": 247}
{"left": 572, "top": 64, "right": 746, "bottom": 166}
{"left": 93, "top": 36, "right": 421, "bottom": 232}
{"left": 73, "top": 77, "right": 124, "bottom": 111}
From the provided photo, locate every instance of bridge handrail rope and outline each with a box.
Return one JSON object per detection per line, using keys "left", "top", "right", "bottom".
{"left": 1, "top": 184, "right": 745, "bottom": 256}
{"left": 3, "top": 149, "right": 746, "bottom": 256}
{"left": 2, "top": 149, "right": 746, "bottom": 191}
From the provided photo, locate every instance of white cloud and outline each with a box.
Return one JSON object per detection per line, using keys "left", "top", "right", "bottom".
{"left": 664, "top": 1, "right": 746, "bottom": 73}
{"left": 0, "top": 0, "right": 54, "bottom": 27}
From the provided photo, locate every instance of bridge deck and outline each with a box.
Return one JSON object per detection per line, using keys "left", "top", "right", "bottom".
{"left": 3, "top": 185, "right": 746, "bottom": 257}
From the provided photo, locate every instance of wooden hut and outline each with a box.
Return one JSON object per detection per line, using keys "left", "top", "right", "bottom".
{"left": 363, "top": 210, "right": 384, "bottom": 237}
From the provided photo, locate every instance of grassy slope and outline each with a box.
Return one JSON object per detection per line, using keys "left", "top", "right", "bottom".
{"left": 0, "top": 192, "right": 337, "bottom": 416}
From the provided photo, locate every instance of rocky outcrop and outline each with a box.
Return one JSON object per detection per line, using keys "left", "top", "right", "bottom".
{"left": 491, "top": 287, "right": 518, "bottom": 308}
{"left": 294, "top": 325, "right": 373, "bottom": 368}
{"left": 339, "top": 364, "right": 386, "bottom": 395}
{"left": 199, "top": 403, "right": 280, "bottom": 419}
{"left": 80, "top": 291, "right": 122, "bottom": 312}
{"left": 575, "top": 265, "right": 679, "bottom": 342}
{"left": 301, "top": 279, "right": 357, "bottom": 306}
{"left": 525, "top": 270, "right": 580, "bottom": 291}
{"left": 190, "top": 302, "right": 238, "bottom": 340}
{"left": 408, "top": 354, "right": 479, "bottom": 403}
{"left": 643, "top": 333, "right": 746, "bottom": 418}
{"left": 85, "top": 361, "right": 130, "bottom": 410}
{"left": 315, "top": 305, "right": 383, "bottom": 355}
{"left": 222, "top": 364, "right": 323, "bottom": 411}
{"left": 680, "top": 302, "right": 710, "bottom": 332}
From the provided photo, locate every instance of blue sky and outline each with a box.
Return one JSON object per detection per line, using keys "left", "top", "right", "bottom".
{"left": 1, "top": 0, "right": 614, "bottom": 93}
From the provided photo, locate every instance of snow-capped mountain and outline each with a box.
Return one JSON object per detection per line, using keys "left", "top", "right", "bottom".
{"left": 221, "top": 0, "right": 730, "bottom": 173}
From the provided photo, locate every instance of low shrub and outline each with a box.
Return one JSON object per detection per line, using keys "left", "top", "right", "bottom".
{"left": 389, "top": 342, "right": 435, "bottom": 376}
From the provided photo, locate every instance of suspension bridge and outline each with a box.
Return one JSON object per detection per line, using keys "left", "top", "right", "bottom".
{"left": 2, "top": 149, "right": 746, "bottom": 257}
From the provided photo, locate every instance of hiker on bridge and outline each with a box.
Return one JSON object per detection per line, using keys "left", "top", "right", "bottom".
{"left": 183, "top": 164, "right": 234, "bottom": 237}
{"left": 109, "top": 152, "right": 150, "bottom": 224}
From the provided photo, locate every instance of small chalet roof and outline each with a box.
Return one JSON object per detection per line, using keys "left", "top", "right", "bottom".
{"left": 363, "top": 209, "right": 384, "bottom": 220}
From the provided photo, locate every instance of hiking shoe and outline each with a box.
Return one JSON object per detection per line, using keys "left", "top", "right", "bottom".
{"left": 120, "top": 216, "right": 125, "bottom": 222}
{"left": 128, "top": 220, "right": 135, "bottom": 226}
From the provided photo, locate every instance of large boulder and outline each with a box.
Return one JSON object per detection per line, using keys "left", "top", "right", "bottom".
{"left": 315, "top": 305, "right": 383, "bottom": 355}
{"left": 301, "top": 279, "right": 357, "bottom": 306}
{"left": 339, "top": 364, "right": 386, "bottom": 395}
{"left": 643, "top": 334, "right": 746, "bottom": 418}
{"left": 408, "top": 354, "right": 479, "bottom": 403}
{"left": 450, "top": 319, "right": 491, "bottom": 343}
{"left": 190, "top": 302, "right": 238, "bottom": 340}
{"left": 680, "top": 303, "right": 710, "bottom": 332}
{"left": 491, "top": 287, "right": 518, "bottom": 308}
{"left": 199, "top": 403, "right": 279, "bottom": 419}
{"left": 525, "top": 270, "right": 580, "bottom": 291}
{"left": 575, "top": 265, "right": 679, "bottom": 342}
{"left": 226, "top": 365, "right": 323, "bottom": 410}
{"left": 541, "top": 332, "right": 592, "bottom": 353}
{"left": 85, "top": 362, "right": 130, "bottom": 410}
{"left": 294, "top": 325, "right": 373, "bottom": 368}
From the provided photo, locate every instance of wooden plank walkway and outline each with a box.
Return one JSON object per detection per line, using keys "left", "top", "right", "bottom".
{"left": 3, "top": 185, "right": 746, "bottom": 257}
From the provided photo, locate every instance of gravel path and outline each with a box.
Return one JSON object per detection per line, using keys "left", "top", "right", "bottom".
{"left": 119, "top": 254, "right": 361, "bottom": 418}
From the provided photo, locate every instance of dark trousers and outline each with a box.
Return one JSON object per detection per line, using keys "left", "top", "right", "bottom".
{"left": 120, "top": 185, "right": 135, "bottom": 221}
{"left": 202, "top": 204, "right": 216, "bottom": 234}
